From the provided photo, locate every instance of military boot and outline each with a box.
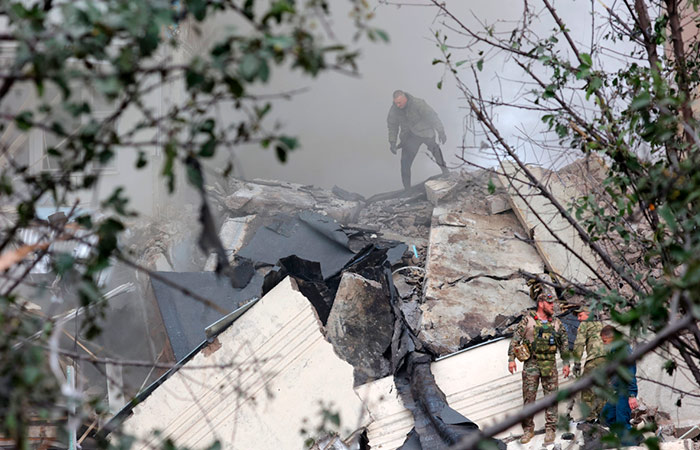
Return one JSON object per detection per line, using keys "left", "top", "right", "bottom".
{"left": 519, "top": 430, "right": 534, "bottom": 444}
{"left": 544, "top": 428, "right": 556, "bottom": 444}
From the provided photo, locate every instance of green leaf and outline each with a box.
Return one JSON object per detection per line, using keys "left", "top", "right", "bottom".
{"left": 580, "top": 52, "right": 593, "bottom": 67}
{"left": 240, "top": 53, "right": 262, "bottom": 82}
{"left": 258, "top": 59, "right": 270, "bottom": 82}
{"left": 542, "top": 84, "right": 556, "bottom": 99}
{"left": 101, "top": 187, "right": 134, "bottom": 216}
{"left": 162, "top": 140, "right": 177, "bottom": 193}
{"left": 266, "top": 35, "right": 294, "bottom": 51}
{"left": 663, "top": 359, "right": 677, "bottom": 376}
{"left": 199, "top": 137, "right": 217, "bottom": 157}
{"left": 487, "top": 178, "right": 496, "bottom": 194}
{"left": 136, "top": 151, "right": 148, "bottom": 169}
{"left": 186, "top": 162, "right": 204, "bottom": 189}
{"left": 329, "top": 412, "right": 340, "bottom": 427}
{"left": 455, "top": 60, "right": 467, "bottom": 67}
{"left": 95, "top": 76, "right": 121, "bottom": 100}
{"left": 22, "top": 366, "right": 41, "bottom": 384}
{"left": 15, "top": 111, "right": 33, "bottom": 130}
{"left": 278, "top": 135, "right": 298, "bottom": 150}
{"left": 185, "top": 67, "right": 206, "bottom": 90}
{"left": 437, "top": 80, "right": 443, "bottom": 90}
{"left": 375, "top": 29, "right": 389, "bottom": 43}
{"left": 262, "top": 0, "right": 295, "bottom": 25}
{"left": 186, "top": 0, "right": 207, "bottom": 21}
{"left": 586, "top": 76, "right": 602, "bottom": 99}
{"left": 630, "top": 92, "right": 652, "bottom": 110}
{"left": 275, "top": 145, "right": 287, "bottom": 162}
{"left": 476, "top": 59, "right": 483, "bottom": 71}
{"left": 224, "top": 76, "right": 244, "bottom": 97}
{"left": 657, "top": 205, "right": 678, "bottom": 232}
{"left": 53, "top": 254, "right": 75, "bottom": 276}
{"left": 199, "top": 118, "right": 215, "bottom": 133}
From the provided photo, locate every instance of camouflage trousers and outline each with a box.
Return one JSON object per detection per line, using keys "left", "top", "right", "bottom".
{"left": 522, "top": 361, "right": 559, "bottom": 433}
{"left": 580, "top": 357, "right": 605, "bottom": 420}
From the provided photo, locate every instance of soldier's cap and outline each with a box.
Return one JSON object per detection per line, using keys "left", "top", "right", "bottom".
{"left": 537, "top": 291, "right": 555, "bottom": 303}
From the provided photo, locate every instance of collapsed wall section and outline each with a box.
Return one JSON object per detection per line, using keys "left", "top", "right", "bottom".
{"left": 119, "top": 277, "right": 369, "bottom": 449}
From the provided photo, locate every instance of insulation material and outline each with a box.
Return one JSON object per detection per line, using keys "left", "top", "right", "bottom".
{"left": 120, "top": 277, "right": 369, "bottom": 449}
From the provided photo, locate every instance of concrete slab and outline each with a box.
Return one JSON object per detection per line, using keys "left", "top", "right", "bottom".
{"left": 122, "top": 277, "right": 370, "bottom": 449}
{"left": 356, "top": 339, "right": 575, "bottom": 450}
{"left": 498, "top": 162, "right": 598, "bottom": 284}
{"left": 420, "top": 205, "right": 542, "bottom": 353}
{"left": 425, "top": 177, "right": 462, "bottom": 206}
{"left": 326, "top": 272, "right": 393, "bottom": 379}
{"left": 204, "top": 215, "right": 256, "bottom": 271}
{"left": 487, "top": 194, "right": 511, "bottom": 215}
{"left": 224, "top": 181, "right": 361, "bottom": 223}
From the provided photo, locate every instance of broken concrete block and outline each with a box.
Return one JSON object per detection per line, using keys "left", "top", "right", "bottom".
{"left": 154, "top": 253, "right": 173, "bottom": 271}
{"left": 226, "top": 182, "right": 315, "bottom": 212}
{"left": 486, "top": 194, "right": 511, "bottom": 215}
{"left": 326, "top": 272, "right": 393, "bottom": 379}
{"left": 425, "top": 177, "right": 462, "bottom": 206}
{"left": 204, "top": 215, "right": 256, "bottom": 271}
{"left": 224, "top": 181, "right": 361, "bottom": 223}
{"left": 392, "top": 274, "right": 414, "bottom": 299}
{"left": 399, "top": 299, "right": 422, "bottom": 333}
{"left": 119, "top": 277, "right": 369, "bottom": 449}
{"left": 420, "top": 205, "right": 542, "bottom": 353}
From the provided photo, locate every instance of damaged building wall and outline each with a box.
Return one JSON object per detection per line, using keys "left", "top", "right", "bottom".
{"left": 497, "top": 161, "right": 599, "bottom": 284}
{"left": 118, "top": 277, "right": 369, "bottom": 449}
{"left": 636, "top": 341, "right": 700, "bottom": 428}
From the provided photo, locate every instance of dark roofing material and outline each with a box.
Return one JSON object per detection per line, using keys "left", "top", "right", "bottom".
{"left": 237, "top": 211, "right": 356, "bottom": 279}
{"left": 151, "top": 271, "right": 264, "bottom": 362}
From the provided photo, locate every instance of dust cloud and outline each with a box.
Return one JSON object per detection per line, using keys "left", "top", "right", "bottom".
{"left": 230, "top": 1, "right": 471, "bottom": 197}
{"left": 211, "top": 1, "right": 606, "bottom": 197}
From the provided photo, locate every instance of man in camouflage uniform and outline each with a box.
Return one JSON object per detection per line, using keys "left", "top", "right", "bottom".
{"left": 508, "top": 289, "right": 570, "bottom": 445}
{"left": 387, "top": 90, "right": 449, "bottom": 189}
{"left": 572, "top": 306, "right": 606, "bottom": 421}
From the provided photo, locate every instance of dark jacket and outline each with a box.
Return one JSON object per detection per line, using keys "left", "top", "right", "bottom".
{"left": 611, "top": 345, "right": 638, "bottom": 397}
{"left": 387, "top": 93, "right": 445, "bottom": 146}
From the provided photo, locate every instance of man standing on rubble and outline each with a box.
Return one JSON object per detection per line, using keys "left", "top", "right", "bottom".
{"left": 386, "top": 90, "right": 449, "bottom": 189}
{"left": 572, "top": 306, "right": 606, "bottom": 421}
{"left": 508, "top": 289, "right": 571, "bottom": 445}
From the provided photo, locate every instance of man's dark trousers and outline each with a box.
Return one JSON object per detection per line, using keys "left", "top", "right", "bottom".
{"left": 601, "top": 395, "right": 638, "bottom": 446}
{"left": 601, "top": 394, "right": 631, "bottom": 430}
{"left": 399, "top": 131, "right": 447, "bottom": 189}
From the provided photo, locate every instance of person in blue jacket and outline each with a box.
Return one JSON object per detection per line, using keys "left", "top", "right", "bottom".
{"left": 599, "top": 325, "right": 639, "bottom": 444}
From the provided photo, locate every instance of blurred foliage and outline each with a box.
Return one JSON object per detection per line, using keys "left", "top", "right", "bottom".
{"left": 0, "top": 0, "right": 386, "bottom": 447}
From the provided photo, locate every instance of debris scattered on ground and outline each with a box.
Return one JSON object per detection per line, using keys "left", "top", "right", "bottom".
{"left": 31, "top": 162, "right": 697, "bottom": 450}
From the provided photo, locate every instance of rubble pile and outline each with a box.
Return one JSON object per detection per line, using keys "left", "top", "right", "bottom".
{"left": 74, "top": 159, "right": 700, "bottom": 450}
